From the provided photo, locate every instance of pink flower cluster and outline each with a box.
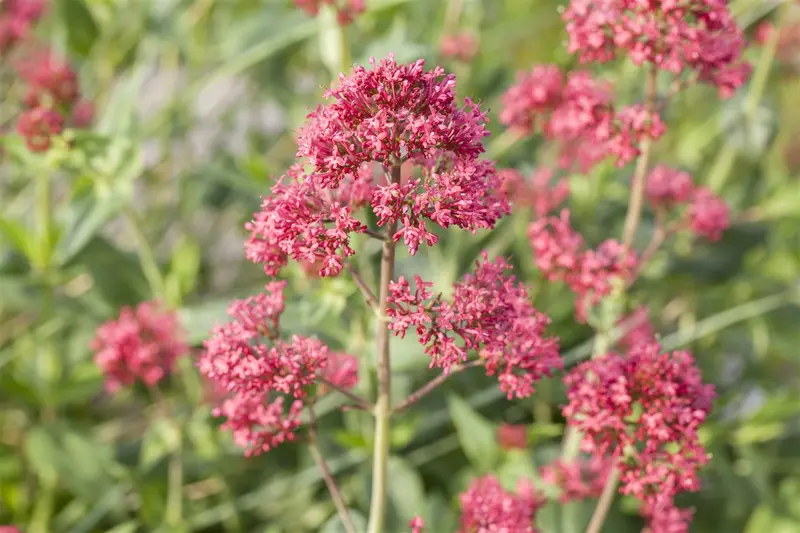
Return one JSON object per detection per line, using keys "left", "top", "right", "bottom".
{"left": 563, "top": 0, "right": 751, "bottom": 97}
{"left": 539, "top": 457, "right": 613, "bottom": 503}
{"left": 248, "top": 56, "right": 508, "bottom": 276}
{"left": 320, "top": 352, "right": 359, "bottom": 391}
{"left": 0, "top": 0, "right": 44, "bottom": 54}
{"left": 91, "top": 301, "right": 188, "bottom": 394}
{"left": 387, "top": 253, "right": 561, "bottom": 399}
{"left": 498, "top": 167, "right": 569, "bottom": 218}
{"left": 294, "top": 0, "right": 364, "bottom": 24}
{"left": 500, "top": 66, "right": 665, "bottom": 168}
{"left": 199, "top": 282, "right": 358, "bottom": 455}
{"left": 528, "top": 209, "right": 638, "bottom": 321}
{"left": 440, "top": 32, "right": 479, "bottom": 62}
{"left": 497, "top": 423, "right": 528, "bottom": 450}
{"left": 298, "top": 56, "right": 490, "bottom": 188}
{"left": 645, "top": 167, "right": 731, "bottom": 241}
{"left": 9, "top": 48, "right": 94, "bottom": 151}
{"left": 563, "top": 340, "right": 715, "bottom": 527}
{"left": 458, "top": 475, "right": 542, "bottom": 533}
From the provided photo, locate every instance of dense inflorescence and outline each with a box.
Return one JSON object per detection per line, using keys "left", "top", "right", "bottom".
{"left": 387, "top": 253, "right": 561, "bottom": 399}
{"left": 458, "top": 475, "right": 543, "bottom": 533}
{"left": 91, "top": 301, "right": 188, "bottom": 394}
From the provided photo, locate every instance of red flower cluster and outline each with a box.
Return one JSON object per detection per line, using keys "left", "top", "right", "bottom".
{"left": 498, "top": 167, "right": 569, "bottom": 218}
{"left": 688, "top": 186, "right": 730, "bottom": 241}
{"left": 538, "top": 456, "right": 613, "bottom": 503}
{"left": 199, "top": 282, "right": 356, "bottom": 456}
{"left": 563, "top": 0, "right": 751, "bottom": 97}
{"left": 387, "top": 253, "right": 561, "bottom": 399}
{"left": 642, "top": 498, "right": 694, "bottom": 533}
{"left": 91, "top": 301, "right": 188, "bottom": 394}
{"left": 409, "top": 516, "right": 426, "bottom": 533}
{"left": 500, "top": 67, "right": 665, "bottom": 168}
{"left": 294, "top": 0, "right": 365, "bottom": 25}
{"left": 528, "top": 209, "right": 638, "bottom": 321}
{"left": 440, "top": 31, "right": 479, "bottom": 62}
{"left": 563, "top": 340, "right": 715, "bottom": 527}
{"left": 245, "top": 164, "right": 368, "bottom": 277}
{"left": 320, "top": 351, "right": 359, "bottom": 391}
{"left": 645, "top": 165, "right": 694, "bottom": 208}
{"left": 0, "top": 0, "right": 44, "bottom": 53}
{"left": 458, "top": 475, "right": 542, "bottom": 533}
{"left": 9, "top": 48, "right": 94, "bottom": 151}
{"left": 248, "top": 57, "right": 507, "bottom": 275}
{"left": 298, "top": 56, "right": 491, "bottom": 188}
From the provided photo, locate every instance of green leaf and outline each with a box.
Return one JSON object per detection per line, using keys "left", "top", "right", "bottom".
{"left": 0, "top": 217, "right": 31, "bottom": 259}
{"left": 386, "top": 456, "right": 426, "bottom": 525}
{"left": 139, "top": 418, "right": 182, "bottom": 472}
{"left": 55, "top": 191, "right": 129, "bottom": 265}
{"left": 57, "top": 0, "right": 99, "bottom": 56}
{"left": 165, "top": 236, "right": 201, "bottom": 307}
{"left": 447, "top": 394, "right": 500, "bottom": 472}
{"left": 319, "top": 509, "right": 367, "bottom": 533}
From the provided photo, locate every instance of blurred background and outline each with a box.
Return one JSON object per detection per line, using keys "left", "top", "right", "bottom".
{"left": 1, "top": 0, "right": 800, "bottom": 532}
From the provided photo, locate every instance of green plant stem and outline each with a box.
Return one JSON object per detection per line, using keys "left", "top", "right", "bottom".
{"left": 585, "top": 468, "right": 620, "bottom": 533}
{"left": 122, "top": 205, "right": 168, "bottom": 300}
{"left": 28, "top": 471, "right": 56, "bottom": 533}
{"left": 153, "top": 389, "right": 184, "bottom": 530}
{"left": 307, "top": 405, "right": 358, "bottom": 533}
{"left": 365, "top": 162, "right": 401, "bottom": 533}
{"left": 621, "top": 65, "right": 658, "bottom": 249}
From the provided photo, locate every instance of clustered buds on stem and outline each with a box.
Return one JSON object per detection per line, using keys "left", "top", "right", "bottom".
{"left": 294, "top": 0, "right": 365, "bottom": 25}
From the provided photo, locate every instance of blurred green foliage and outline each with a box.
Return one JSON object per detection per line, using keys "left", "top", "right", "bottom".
{"left": 1, "top": 0, "right": 800, "bottom": 532}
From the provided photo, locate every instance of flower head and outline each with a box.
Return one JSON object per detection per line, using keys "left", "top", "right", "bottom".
{"left": 91, "top": 301, "right": 188, "bottom": 394}
{"left": 641, "top": 498, "right": 694, "bottom": 533}
{"left": 294, "top": 0, "right": 365, "bottom": 25}
{"left": 387, "top": 253, "right": 561, "bottom": 399}
{"left": 409, "top": 516, "right": 426, "bottom": 533}
{"left": 0, "top": 0, "right": 46, "bottom": 53}
{"left": 688, "top": 187, "right": 730, "bottom": 241}
{"left": 646, "top": 166, "right": 694, "bottom": 208}
{"left": 563, "top": 0, "right": 751, "bottom": 97}
{"left": 298, "top": 55, "right": 490, "bottom": 189}
{"left": 320, "top": 351, "right": 359, "bottom": 391}
{"left": 563, "top": 340, "right": 715, "bottom": 505}
{"left": 16, "top": 49, "right": 80, "bottom": 107}
{"left": 440, "top": 32, "right": 479, "bottom": 62}
{"left": 499, "top": 168, "right": 569, "bottom": 218}
{"left": 458, "top": 475, "right": 542, "bottom": 533}
{"left": 617, "top": 306, "right": 655, "bottom": 350}
{"left": 16, "top": 106, "right": 63, "bottom": 152}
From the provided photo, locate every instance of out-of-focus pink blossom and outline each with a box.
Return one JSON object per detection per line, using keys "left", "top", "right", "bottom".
{"left": 563, "top": 0, "right": 751, "bottom": 97}
{"left": 440, "top": 31, "right": 479, "bottom": 62}
{"left": 0, "top": 526, "right": 23, "bottom": 533}
{"left": 688, "top": 187, "right": 730, "bottom": 241}
{"left": 409, "top": 516, "right": 425, "bottom": 533}
{"left": 499, "top": 168, "right": 569, "bottom": 218}
{"left": 497, "top": 423, "right": 528, "bottom": 450}
{"left": 617, "top": 306, "right": 655, "bottom": 350}
{"left": 500, "top": 67, "right": 665, "bottom": 168}
{"left": 387, "top": 253, "right": 561, "bottom": 399}
{"left": 645, "top": 166, "right": 694, "bottom": 208}
{"left": 16, "top": 106, "right": 62, "bottom": 152}
{"left": 320, "top": 352, "right": 359, "bottom": 391}
{"left": 16, "top": 49, "right": 80, "bottom": 106}
{"left": 294, "top": 0, "right": 365, "bottom": 25}
{"left": 458, "top": 475, "right": 543, "bottom": 532}
{"left": 70, "top": 100, "right": 94, "bottom": 128}
{"left": 563, "top": 341, "right": 715, "bottom": 508}
{"left": 91, "top": 301, "right": 188, "bottom": 394}
{"left": 641, "top": 497, "right": 695, "bottom": 533}
{"left": 528, "top": 209, "right": 584, "bottom": 281}
{"left": 0, "top": 0, "right": 46, "bottom": 53}
{"left": 539, "top": 457, "right": 614, "bottom": 502}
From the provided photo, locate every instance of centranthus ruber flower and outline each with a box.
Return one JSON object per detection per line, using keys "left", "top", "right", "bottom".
{"left": 0, "top": 0, "right": 45, "bottom": 53}
{"left": 294, "top": 0, "right": 365, "bottom": 25}
{"left": 91, "top": 300, "right": 188, "bottom": 394}
{"left": 387, "top": 253, "right": 561, "bottom": 399}
{"left": 16, "top": 49, "right": 80, "bottom": 107}
{"left": 0, "top": 526, "right": 22, "bottom": 533}
{"left": 440, "top": 31, "right": 479, "bottom": 62}
{"left": 500, "top": 66, "right": 665, "bottom": 168}
{"left": 409, "top": 516, "right": 425, "bottom": 533}
{"left": 563, "top": 0, "right": 751, "bottom": 97}
{"left": 563, "top": 340, "right": 715, "bottom": 509}
{"left": 645, "top": 165, "right": 694, "bottom": 209}
{"left": 641, "top": 497, "right": 694, "bottom": 533}
{"left": 458, "top": 475, "right": 543, "bottom": 532}
{"left": 498, "top": 168, "right": 569, "bottom": 218}
{"left": 199, "top": 282, "right": 355, "bottom": 456}
{"left": 688, "top": 187, "right": 730, "bottom": 241}
{"left": 298, "top": 55, "right": 491, "bottom": 189}
{"left": 16, "top": 106, "right": 63, "bottom": 152}
{"left": 497, "top": 423, "right": 528, "bottom": 451}
{"left": 320, "top": 351, "right": 359, "bottom": 391}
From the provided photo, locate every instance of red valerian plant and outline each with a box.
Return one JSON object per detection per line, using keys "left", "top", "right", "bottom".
{"left": 193, "top": 0, "right": 749, "bottom": 527}
{"left": 92, "top": 300, "right": 188, "bottom": 394}
{"left": 294, "top": 0, "right": 365, "bottom": 25}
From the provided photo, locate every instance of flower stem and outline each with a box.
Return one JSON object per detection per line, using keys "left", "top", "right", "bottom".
{"left": 585, "top": 467, "right": 620, "bottom": 533}
{"left": 152, "top": 388, "right": 184, "bottom": 530}
{"left": 621, "top": 66, "right": 658, "bottom": 249}
{"left": 318, "top": 376, "right": 374, "bottom": 411}
{"left": 346, "top": 261, "right": 379, "bottom": 310}
{"left": 365, "top": 163, "right": 401, "bottom": 533}
{"left": 393, "top": 360, "right": 482, "bottom": 414}
{"left": 123, "top": 205, "right": 168, "bottom": 300}
{"left": 307, "top": 404, "right": 358, "bottom": 533}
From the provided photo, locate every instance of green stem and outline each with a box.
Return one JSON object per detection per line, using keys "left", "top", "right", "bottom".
{"left": 365, "top": 163, "right": 401, "bottom": 533}
{"left": 153, "top": 389, "right": 184, "bottom": 530}
{"left": 28, "top": 471, "right": 56, "bottom": 533}
{"left": 34, "top": 171, "right": 53, "bottom": 275}
{"left": 122, "top": 205, "right": 167, "bottom": 300}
